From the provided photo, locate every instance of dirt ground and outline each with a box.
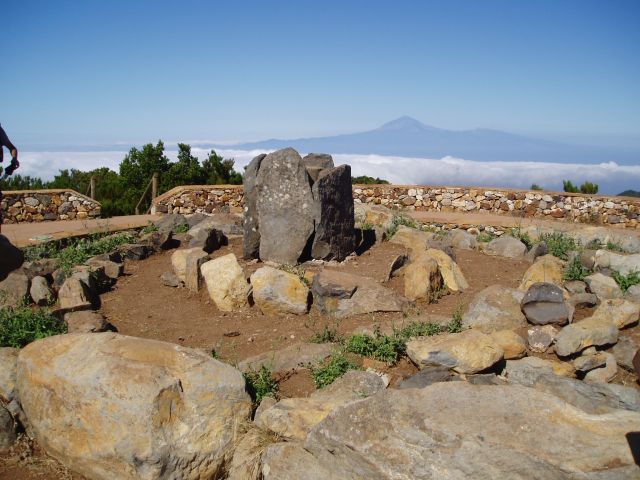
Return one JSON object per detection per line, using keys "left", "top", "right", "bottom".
{"left": 4, "top": 234, "right": 639, "bottom": 479}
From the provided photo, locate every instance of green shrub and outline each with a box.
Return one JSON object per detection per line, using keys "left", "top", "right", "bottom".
{"left": 447, "top": 304, "right": 464, "bottom": 334}
{"left": 510, "top": 227, "right": 532, "bottom": 250}
{"left": 530, "top": 183, "right": 543, "bottom": 191}
{"left": 360, "top": 222, "right": 374, "bottom": 231}
{"left": 174, "top": 223, "right": 190, "bottom": 234}
{"left": 279, "top": 264, "right": 310, "bottom": 286}
{"left": 563, "top": 256, "right": 591, "bottom": 281}
{"left": 310, "top": 324, "right": 342, "bottom": 344}
{"left": 612, "top": 271, "right": 640, "bottom": 293}
{"left": 310, "top": 352, "right": 358, "bottom": 388}
{"left": 605, "top": 241, "right": 625, "bottom": 253}
{"left": 142, "top": 221, "right": 159, "bottom": 234}
{"left": 0, "top": 306, "right": 67, "bottom": 348}
{"left": 476, "top": 232, "right": 496, "bottom": 243}
{"left": 585, "top": 239, "right": 603, "bottom": 250}
{"left": 243, "top": 365, "right": 278, "bottom": 404}
{"left": 385, "top": 215, "right": 418, "bottom": 239}
{"left": 346, "top": 332, "right": 404, "bottom": 364}
{"left": 538, "top": 232, "right": 577, "bottom": 260}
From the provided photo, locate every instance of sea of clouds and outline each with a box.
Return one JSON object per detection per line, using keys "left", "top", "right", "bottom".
{"left": 14, "top": 148, "right": 640, "bottom": 195}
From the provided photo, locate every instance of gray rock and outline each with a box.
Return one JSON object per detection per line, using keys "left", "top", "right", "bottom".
{"left": 484, "top": 236, "right": 527, "bottom": 258}
{"left": 188, "top": 227, "right": 227, "bottom": 254}
{"left": 626, "top": 284, "right": 640, "bottom": 302}
{"left": 58, "top": 276, "right": 93, "bottom": 312}
{"left": 86, "top": 257, "right": 123, "bottom": 280}
{"left": 584, "top": 352, "right": 617, "bottom": 383}
{"left": 64, "top": 310, "right": 112, "bottom": 333}
{"left": 139, "top": 230, "right": 174, "bottom": 251}
{"left": 569, "top": 292, "right": 598, "bottom": 308}
{"left": 238, "top": 342, "right": 335, "bottom": 373}
{"left": 0, "top": 234, "right": 23, "bottom": 281}
{"left": 0, "top": 347, "right": 19, "bottom": 403}
{"left": 118, "top": 243, "right": 149, "bottom": 261}
{"left": 386, "top": 253, "right": 409, "bottom": 281}
{"left": 508, "top": 371, "right": 640, "bottom": 414}
{"left": 185, "top": 212, "right": 209, "bottom": 228}
{"left": 580, "top": 249, "right": 597, "bottom": 270}
{"left": 311, "top": 270, "right": 408, "bottom": 318}
{"left": 564, "top": 280, "right": 587, "bottom": 295}
{"left": 594, "top": 250, "right": 640, "bottom": 276}
{"left": 585, "top": 272, "right": 623, "bottom": 301}
{"left": 0, "top": 404, "right": 16, "bottom": 450}
{"left": 302, "top": 153, "right": 334, "bottom": 182}
{"left": 254, "top": 396, "right": 277, "bottom": 423}
{"left": 184, "top": 249, "right": 209, "bottom": 293}
{"left": 29, "top": 275, "right": 53, "bottom": 306}
{"left": 242, "top": 153, "right": 266, "bottom": 259}
{"left": 503, "top": 357, "right": 575, "bottom": 384}
{"left": 161, "top": 271, "right": 182, "bottom": 287}
{"left": 154, "top": 213, "right": 188, "bottom": 234}
{"left": 525, "top": 242, "right": 548, "bottom": 263}
{"left": 21, "top": 258, "right": 60, "bottom": 279}
{"left": 612, "top": 337, "right": 638, "bottom": 371}
{"left": 292, "top": 383, "right": 640, "bottom": 479}
{"left": 256, "top": 148, "right": 315, "bottom": 264}
{"left": 462, "top": 285, "right": 527, "bottom": 333}
{"left": 188, "top": 214, "right": 243, "bottom": 238}
{"left": 396, "top": 366, "right": 455, "bottom": 389}
{"left": 527, "top": 325, "right": 559, "bottom": 353}
{"left": 521, "top": 282, "right": 570, "bottom": 325}
{"left": 0, "top": 270, "right": 30, "bottom": 307}
{"left": 573, "top": 352, "right": 608, "bottom": 372}
{"left": 446, "top": 229, "right": 477, "bottom": 250}
{"left": 311, "top": 165, "right": 355, "bottom": 261}
{"left": 555, "top": 317, "right": 619, "bottom": 357}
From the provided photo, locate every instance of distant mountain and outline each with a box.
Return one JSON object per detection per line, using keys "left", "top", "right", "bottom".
{"left": 618, "top": 190, "right": 640, "bottom": 197}
{"left": 228, "top": 116, "right": 639, "bottom": 165}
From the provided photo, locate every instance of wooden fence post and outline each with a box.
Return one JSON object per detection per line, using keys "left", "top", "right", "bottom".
{"left": 90, "top": 176, "right": 96, "bottom": 199}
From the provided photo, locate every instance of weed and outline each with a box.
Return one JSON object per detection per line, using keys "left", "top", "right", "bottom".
{"left": 605, "top": 241, "right": 625, "bottom": 253}
{"left": 174, "top": 223, "right": 190, "bottom": 234}
{"left": 384, "top": 215, "right": 418, "bottom": 239}
{"left": 447, "top": 303, "right": 464, "bottom": 333}
{"left": 310, "top": 324, "right": 343, "bottom": 344}
{"left": 243, "top": 365, "right": 278, "bottom": 404}
{"left": 210, "top": 349, "right": 219, "bottom": 359}
{"left": 279, "top": 264, "right": 310, "bottom": 286}
{"left": 360, "top": 222, "right": 374, "bottom": 231}
{"left": 585, "top": 239, "right": 603, "bottom": 250}
{"left": 346, "top": 330, "right": 404, "bottom": 364}
{"left": 563, "top": 256, "right": 591, "bottom": 281}
{"left": 310, "top": 351, "right": 358, "bottom": 388}
{"left": 612, "top": 270, "right": 640, "bottom": 293}
{"left": 428, "top": 285, "right": 448, "bottom": 304}
{"left": 476, "top": 231, "right": 496, "bottom": 243}
{"left": 394, "top": 321, "right": 443, "bottom": 341}
{"left": 538, "top": 232, "right": 578, "bottom": 260}
{"left": 510, "top": 227, "right": 532, "bottom": 250}
{"left": 142, "top": 221, "right": 159, "bottom": 234}
{"left": 0, "top": 305, "right": 67, "bottom": 348}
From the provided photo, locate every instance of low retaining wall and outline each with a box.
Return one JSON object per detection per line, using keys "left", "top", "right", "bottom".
{"left": 153, "top": 184, "right": 640, "bottom": 229}
{"left": 0, "top": 189, "right": 101, "bottom": 223}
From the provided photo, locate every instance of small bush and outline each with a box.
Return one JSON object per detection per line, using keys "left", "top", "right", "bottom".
{"left": 585, "top": 239, "right": 603, "bottom": 250}
{"left": 310, "top": 324, "right": 342, "bottom": 344}
{"left": 447, "top": 304, "right": 464, "bottom": 334}
{"left": 563, "top": 256, "right": 591, "bottom": 281}
{"left": 174, "top": 223, "right": 190, "bottom": 234}
{"left": 244, "top": 365, "right": 278, "bottom": 404}
{"left": 385, "top": 215, "right": 418, "bottom": 239}
{"left": 605, "top": 241, "right": 625, "bottom": 253}
{"left": 360, "top": 222, "right": 374, "bottom": 231}
{"left": 346, "top": 331, "right": 404, "bottom": 364}
{"left": 538, "top": 232, "right": 577, "bottom": 260}
{"left": 0, "top": 306, "right": 67, "bottom": 348}
{"left": 476, "top": 232, "right": 496, "bottom": 243}
{"left": 142, "top": 221, "right": 159, "bottom": 234}
{"left": 510, "top": 227, "right": 532, "bottom": 250}
{"left": 395, "top": 321, "right": 443, "bottom": 341}
{"left": 310, "top": 352, "right": 358, "bottom": 388}
{"left": 612, "top": 271, "right": 640, "bottom": 293}
{"left": 530, "top": 183, "right": 543, "bottom": 191}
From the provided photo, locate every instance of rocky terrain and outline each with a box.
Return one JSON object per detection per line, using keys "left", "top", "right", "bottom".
{"left": 1, "top": 149, "right": 640, "bottom": 479}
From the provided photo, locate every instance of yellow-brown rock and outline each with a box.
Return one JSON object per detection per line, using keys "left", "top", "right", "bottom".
{"left": 250, "top": 266, "right": 310, "bottom": 315}
{"left": 519, "top": 254, "right": 565, "bottom": 291}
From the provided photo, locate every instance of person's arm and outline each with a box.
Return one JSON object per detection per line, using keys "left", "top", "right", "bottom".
{"left": 0, "top": 125, "right": 17, "bottom": 160}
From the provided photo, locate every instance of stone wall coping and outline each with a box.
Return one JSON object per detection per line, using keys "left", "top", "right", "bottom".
{"left": 2, "top": 189, "right": 101, "bottom": 205}
{"left": 153, "top": 185, "right": 243, "bottom": 204}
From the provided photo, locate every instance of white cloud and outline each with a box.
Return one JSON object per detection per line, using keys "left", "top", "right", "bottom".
{"left": 13, "top": 149, "right": 640, "bottom": 195}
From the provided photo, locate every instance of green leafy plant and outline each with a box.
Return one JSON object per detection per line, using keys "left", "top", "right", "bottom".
{"left": 0, "top": 306, "right": 67, "bottom": 348}
{"left": 563, "top": 256, "right": 591, "bottom": 281}
{"left": 351, "top": 175, "right": 390, "bottom": 185}
{"left": 360, "top": 222, "right": 374, "bottom": 231}
{"left": 530, "top": 183, "right": 543, "bottom": 191}
{"left": 310, "top": 352, "right": 358, "bottom": 388}
{"left": 510, "top": 227, "right": 532, "bottom": 250}
{"left": 447, "top": 304, "right": 464, "bottom": 333}
{"left": 346, "top": 331, "right": 404, "bottom": 364}
{"left": 584, "top": 239, "right": 603, "bottom": 250}
{"left": 563, "top": 180, "right": 599, "bottom": 194}
{"left": 174, "top": 223, "right": 190, "bottom": 234}
{"left": 605, "top": 241, "right": 625, "bottom": 253}
{"left": 243, "top": 365, "right": 278, "bottom": 404}
{"left": 384, "top": 215, "right": 418, "bottom": 239}
{"left": 476, "top": 231, "right": 496, "bottom": 243}
{"left": 279, "top": 264, "right": 310, "bottom": 286}
{"left": 538, "top": 232, "right": 577, "bottom": 260}
{"left": 310, "top": 324, "right": 343, "bottom": 344}
{"left": 612, "top": 270, "right": 640, "bottom": 293}
{"left": 142, "top": 221, "right": 159, "bottom": 234}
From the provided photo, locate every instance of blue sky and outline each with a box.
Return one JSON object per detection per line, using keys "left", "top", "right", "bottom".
{"left": 2, "top": 0, "right": 640, "bottom": 147}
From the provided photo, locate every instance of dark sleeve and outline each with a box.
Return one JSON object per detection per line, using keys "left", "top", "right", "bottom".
{"left": 0, "top": 125, "right": 16, "bottom": 151}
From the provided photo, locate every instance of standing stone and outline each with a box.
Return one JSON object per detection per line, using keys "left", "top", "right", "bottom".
{"left": 302, "top": 153, "right": 334, "bottom": 182}
{"left": 242, "top": 154, "right": 266, "bottom": 259}
{"left": 256, "top": 148, "right": 315, "bottom": 264}
{"left": 16, "top": 333, "right": 252, "bottom": 480}
{"left": 30, "top": 275, "right": 54, "bottom": 306}
{"left": 201, "top": 253, "right": 250, "bottom": 311}
{"left": 311, "top": 165, "right": 355, "bottom": 261}
{"left": 171, "top": 247, "right": 207, "bottom": 282}
{"left": 184, "top": 249, "right": 210, "bottom": 293}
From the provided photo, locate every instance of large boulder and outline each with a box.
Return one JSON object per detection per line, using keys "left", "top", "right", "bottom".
{"left": 243, "top": 154, "right": 267, "bottom": 259}
{"left": 58, "top": 276, "right": 93, "bottom": 311}
{"left": 188, "top": 227, "right": 227, "bottom": 254}
{"left": 520, "top": 282, "right": 570, "bottom": 325}
{"left": 16, "top": 333, "right": 252, "bottom": 480}
{"left": 555, "top": 317, "right": 619, "bottom": 357}
{"left": 585, "top": 272, "right": 623, "bottom": 301}
{"left": 0, "top": 404, "right": 16, "bottom": 450}
{"left": 484, "top": 236, "right": 527, "bottom": 258}
{"left": 389, "top": 225, "right": 435, "bottom": 255}
{"left": 256, "top": 371, "right": 386, "bottom": 441}
{"left": 590, "top": 298, "right": 639, "bottom": 329}
{"left": 422, "top": 248, "right": 468, "bottom": 292}
{"left": 594, "top": 250, "right": 640, "bottom": 276}
{"left": 311, "top": 270, "right": 408, "bottom": 318}
{"left": 0, "top": 347, "right": 19, "bottom": 403}
{"left": 403, "top": 255, "right": 444, "bottom": 301}
{"left": 406, "top": 329, "right": 504, "bottom": 374}
{"left": 250, "top": 266, "right": 310, "bottom": 315}
{"left": 201, "top": 254, "right": 250, "bottom": 312}
{"left": 310, "top": 165, "right": 355, "bottom": 261}
{"left": 0, "top": 269, "right": 30, "bottom": 307}
{"left": 462, "top": 285, "right": 527, "bottom": 333}
{"left": 255, "top": 148, "right": 316, "bottom": 264}
{"left": 518, "top": 254, "right": 565, "bottom": 291}
{"left": 302, "top": 153, "right": 334, "bottom": 181}
{"left": 264, "top": 382, "right": 640, "bottom": 479}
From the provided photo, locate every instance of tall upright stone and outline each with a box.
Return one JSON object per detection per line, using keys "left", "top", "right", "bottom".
{"left": 255, "top": 148, "right": 315, "bottom": 264}
{"left": 302, "top": 153, "right": 334, "bottom": 182}
{"left": 242, "top": 153, "right": 266, "bottom": 259}
{"left": 311, "top": 165, "right": 355, "bottom": 260}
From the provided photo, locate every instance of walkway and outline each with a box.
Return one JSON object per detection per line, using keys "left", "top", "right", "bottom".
{"left": 2, "top": 214, "right": 160, "bottom": 247}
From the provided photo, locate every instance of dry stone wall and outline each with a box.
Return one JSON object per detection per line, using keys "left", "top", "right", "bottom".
{"left": 153, "top": 184, "right": 640, "bottom": 229}
{"left": 0, "top": 190, "right": 101, "bottom": 223}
